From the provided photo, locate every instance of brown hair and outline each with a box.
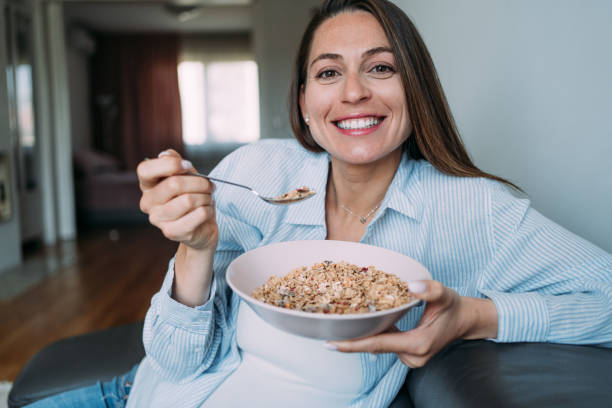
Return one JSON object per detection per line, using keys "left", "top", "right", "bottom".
{"left": 289, "top": 0, "right": 520, "bottom": 189}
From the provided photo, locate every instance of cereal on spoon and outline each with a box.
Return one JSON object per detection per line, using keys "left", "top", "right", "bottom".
{"left": 274, "top": 186, "right": 316, "bottom": 203}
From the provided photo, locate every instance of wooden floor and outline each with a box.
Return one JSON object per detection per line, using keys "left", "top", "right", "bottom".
{"left": 0, "top": 226, "right": 178, "bottom": 381}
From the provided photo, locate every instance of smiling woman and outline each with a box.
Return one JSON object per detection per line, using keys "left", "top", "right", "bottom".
{"left": 298, "top": 12, "right": 411, "bottom": 167}
{"left": 24, "top": 1, "right": 612, "bottom": 407}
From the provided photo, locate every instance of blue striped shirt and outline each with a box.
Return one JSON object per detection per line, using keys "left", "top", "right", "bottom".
{"left": 127, "top": 139, "right": 612, "bottom": 407}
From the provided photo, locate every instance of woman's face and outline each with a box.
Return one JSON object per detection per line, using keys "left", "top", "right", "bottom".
{"left": 300, "top": 11, "right": 412, "bottom": 166}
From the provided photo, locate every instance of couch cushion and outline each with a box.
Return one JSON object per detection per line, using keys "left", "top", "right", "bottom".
{"left": 406, "top": 340, "right": 612, "bottom": 408}
{"left": 73, "top": 149, "right": 122, "bottom": 176}
{"left": 8, "top": 322, "right": 144, "bottom": 408}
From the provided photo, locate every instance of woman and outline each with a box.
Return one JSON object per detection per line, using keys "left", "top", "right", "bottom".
{"left": 28, "top": 0, "right": 612, "bottom": 407}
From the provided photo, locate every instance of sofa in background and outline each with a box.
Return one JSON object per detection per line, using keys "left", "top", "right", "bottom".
{"left": 8, "top": 322, "right": 611, "bottom": 407}
{"left": 73, "top": 149, "right": 147, "bottom": 227}
{"left": 72, "top": 145, "right": 242, "bottom": 228}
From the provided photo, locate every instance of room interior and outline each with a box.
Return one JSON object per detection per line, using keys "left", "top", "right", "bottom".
{"left": 1, "top": 0, "right": 611, "bottom": 406}
{"left": 0, "top": 0, "right": 321, "bottom": 272}
{"left": 0, "top": 0, "right": 320, "bottom": 385}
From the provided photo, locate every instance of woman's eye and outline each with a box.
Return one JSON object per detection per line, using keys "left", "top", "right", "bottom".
{"left": 317, "top": 69, "right": 339, "bottom": 79}
{"left": 370, "top": 64, "right": 395, "bottom": 75}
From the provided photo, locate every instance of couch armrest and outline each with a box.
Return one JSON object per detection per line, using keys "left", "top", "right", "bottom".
{"left": 405, "top": 340, "right": 612, "bottom": 408}
{"left": 8, "top": 322, "right": 145, "bottom": 408}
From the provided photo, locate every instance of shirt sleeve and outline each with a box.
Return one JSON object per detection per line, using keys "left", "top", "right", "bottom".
{"left": 141, "top": 207, "right": 263, "bottom": 382}
{"left": 478, "top": 183, "right": 612, "bottom": 346}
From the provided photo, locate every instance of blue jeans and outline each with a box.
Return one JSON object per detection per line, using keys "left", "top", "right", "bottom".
{"left": 25, "top": 364, "right": 139, "bottom": 408}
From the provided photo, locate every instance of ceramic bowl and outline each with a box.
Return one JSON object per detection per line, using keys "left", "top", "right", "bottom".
{"left": 226, "top": 240, "right": 431, "bottom": 340}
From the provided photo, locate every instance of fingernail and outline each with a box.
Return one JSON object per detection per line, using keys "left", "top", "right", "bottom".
{"left": 158, "top": 150, "right": 171, "bottom": 158}
{"left": 323, "top": 342, "right": 338, "bottom": 351}
{"left": 181, "top": 160, "right": 193, "bottom": 170}
{"left": 408, "top": 281, "right": 427, "bottom": 294}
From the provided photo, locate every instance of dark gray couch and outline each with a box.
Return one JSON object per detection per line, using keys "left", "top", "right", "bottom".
{"left": 8, "top": 322, "right": 612, "bottom": 407}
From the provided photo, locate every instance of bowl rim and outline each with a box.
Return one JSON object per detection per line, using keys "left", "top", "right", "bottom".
{"left": 226, "top": 240, "right": 430, "bottom": 321}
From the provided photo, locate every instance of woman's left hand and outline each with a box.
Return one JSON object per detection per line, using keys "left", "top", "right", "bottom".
{"left": 328, "top": 280, "right": 498, "bottom": 368}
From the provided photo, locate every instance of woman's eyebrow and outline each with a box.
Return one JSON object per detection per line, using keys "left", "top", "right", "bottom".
{"left": 362, "top": 46, "right": 393, "bottom": 58}
{"left": 310, "top": 53, "right": 341, "bottom": 68}
{"left": 309, "top": 46, "right": 393, "bottom": 68}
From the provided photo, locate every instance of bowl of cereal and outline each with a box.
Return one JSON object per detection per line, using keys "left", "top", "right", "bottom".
{"left": 226, "top": 240, "right": 431, "bottom": 340}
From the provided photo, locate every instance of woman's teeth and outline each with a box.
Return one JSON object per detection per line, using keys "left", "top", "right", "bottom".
{"left": 336, "top": 117, "right": 381, "bottom": 130}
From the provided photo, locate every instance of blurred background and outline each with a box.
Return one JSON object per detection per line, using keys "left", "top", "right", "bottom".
{"left": 0, "top": 0, "right": 610, "bottom": 385}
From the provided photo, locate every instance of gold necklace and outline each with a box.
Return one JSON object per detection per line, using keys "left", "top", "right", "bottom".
{"left": 338, "top": 201, "right": 382, "bottom": 224}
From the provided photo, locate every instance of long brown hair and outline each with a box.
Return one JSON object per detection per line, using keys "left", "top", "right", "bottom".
{"left": 289, "top": 0, "right": 520, "bottom": 189}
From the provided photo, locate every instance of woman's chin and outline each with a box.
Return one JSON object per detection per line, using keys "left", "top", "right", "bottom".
{"left": 332, "top": 145, "right": 399, "bottom": 166}
{"left": 334, "top": 154, "right": 387, "bottom": 166}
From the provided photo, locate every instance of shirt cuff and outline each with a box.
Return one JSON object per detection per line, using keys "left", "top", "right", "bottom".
{"left": 479, "top": 290, "right": 550, "bottom": 342}
{"left": 156, "top": 256, "right": 218, "bottom": 331}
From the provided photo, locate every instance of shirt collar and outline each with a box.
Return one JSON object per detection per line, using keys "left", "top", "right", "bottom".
{"left": 284, "top": 151, "right": 423, "bottom": 226}
{"left": 379, "top": 153, "right": 423, "bottom": 222}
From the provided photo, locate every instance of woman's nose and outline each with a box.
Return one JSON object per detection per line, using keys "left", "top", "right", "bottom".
{"left": 341, "top": 72, "right": 371, "bottom": 103}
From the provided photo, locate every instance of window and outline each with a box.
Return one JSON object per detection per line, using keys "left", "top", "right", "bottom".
{"left": 178, "top": 60, "right": 259, "bottom": 146}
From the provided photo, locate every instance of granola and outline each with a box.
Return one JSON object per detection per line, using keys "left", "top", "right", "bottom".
{"left": 274, "top": 186, "right": 316, "bottom": 202}
{"left": 252, "top": 260, "right": 412, "bottom": 314}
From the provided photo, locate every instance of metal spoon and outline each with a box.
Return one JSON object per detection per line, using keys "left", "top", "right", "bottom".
{"left": 187, "top": 171, "right": 316, "bottom": 205}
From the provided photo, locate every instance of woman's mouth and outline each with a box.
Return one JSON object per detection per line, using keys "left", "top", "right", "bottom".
{"left": 333, "top": 116, "right": 384, "bottom": 135}
{"left": 335, "top": 116, "right": 383, "bottom": 130}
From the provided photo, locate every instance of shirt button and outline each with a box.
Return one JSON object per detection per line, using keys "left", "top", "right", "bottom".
{"left": 368, "top": 353, "right": 378, "bottom": 362}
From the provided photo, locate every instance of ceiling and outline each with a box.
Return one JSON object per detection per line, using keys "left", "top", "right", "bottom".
{"left": 63, "top": 1, "right": 254, "bottom": 33}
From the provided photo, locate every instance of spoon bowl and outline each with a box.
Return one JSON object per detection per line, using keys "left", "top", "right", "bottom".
{"left": 187, "top": 171, "right": 316, "bottom": 205}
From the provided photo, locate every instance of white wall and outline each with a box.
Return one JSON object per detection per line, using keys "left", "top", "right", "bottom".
{"left": 0, "top": 0, "right": 23, "bottom": 272}
{"left": 46, "top": 2, "right": 76, "bottom": 241}
{"left": 397, "top": 0, "right": 612, "bottom": 252}
{"left": 253, "top": 0, "right": 321, "bottom": 141}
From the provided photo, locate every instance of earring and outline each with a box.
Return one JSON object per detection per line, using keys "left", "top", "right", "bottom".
{"left": 304, "top": 114, "right": 310, "bottom": 124}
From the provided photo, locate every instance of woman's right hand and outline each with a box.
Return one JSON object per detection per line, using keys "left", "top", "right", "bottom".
{"left": 137, "top": 149, "right": 218, "bottom": 251}
{"left": 137, "top": 150, "right": 218, "bottom": 306}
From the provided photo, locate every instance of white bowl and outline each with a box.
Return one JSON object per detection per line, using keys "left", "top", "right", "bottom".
{"left": 226, "top": 240, "right": 431, "bottom": 340}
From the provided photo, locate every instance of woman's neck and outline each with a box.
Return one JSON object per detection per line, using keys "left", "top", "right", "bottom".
{"left": 327, "top": 148, "right": 402, "bottom": 215}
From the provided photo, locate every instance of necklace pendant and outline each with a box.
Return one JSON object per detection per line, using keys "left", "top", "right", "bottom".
{"left": 338, "top": 202, "right": 381, "bottom": 225}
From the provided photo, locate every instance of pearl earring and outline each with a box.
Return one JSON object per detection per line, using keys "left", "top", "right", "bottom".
{"left": 304, "top": 114, "right": 310, "bottom": 124}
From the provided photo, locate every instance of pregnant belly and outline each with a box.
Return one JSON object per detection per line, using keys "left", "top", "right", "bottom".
{"left": 204, "top": 302, "right": 363, "bottom": 407}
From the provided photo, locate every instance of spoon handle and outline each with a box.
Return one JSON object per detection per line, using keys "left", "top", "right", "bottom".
{"left": 187, "top": 171, "right": 256, "bottom": 194}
